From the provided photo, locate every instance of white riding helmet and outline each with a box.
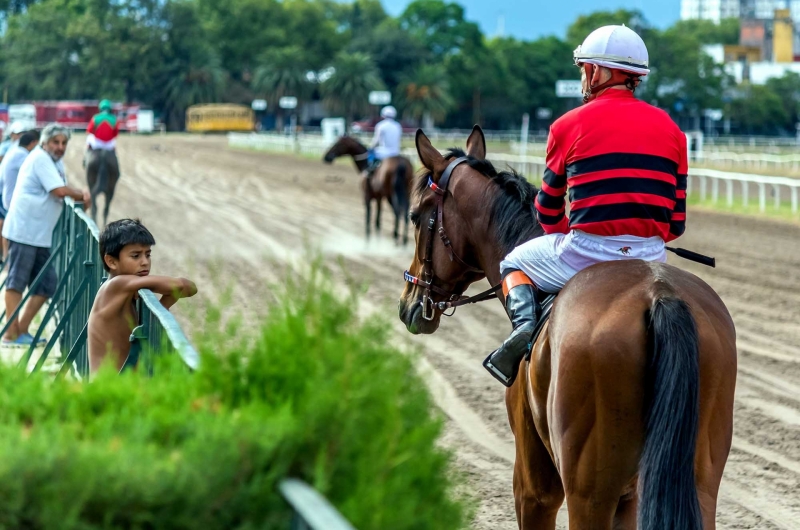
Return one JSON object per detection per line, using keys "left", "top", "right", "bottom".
{"left": 573, "top": 25, "right": 650, "bottom": 76}
{"left": 380, "top": 105, "right": 397, "bottom": 119}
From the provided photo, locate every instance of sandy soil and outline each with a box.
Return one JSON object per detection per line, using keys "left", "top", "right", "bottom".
{"left": 64, "top": 134, "right": 800, "bottom": 530}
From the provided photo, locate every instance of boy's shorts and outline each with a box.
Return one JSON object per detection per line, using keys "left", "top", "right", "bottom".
{"left": 5, "top": 241, "right": 57, "bottom": 298}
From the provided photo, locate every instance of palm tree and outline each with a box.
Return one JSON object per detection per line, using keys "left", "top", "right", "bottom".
{"left": 163, "top": 53, "right": 227, "bottom": 130}
{"left": 396, "top": 64, "right": 454, "bottom": 129}
{"left": 321, "top": 52, "right": 384, "bottom": 132}
{"left": 252, "top": 46, "right": 312, "bottom": 132}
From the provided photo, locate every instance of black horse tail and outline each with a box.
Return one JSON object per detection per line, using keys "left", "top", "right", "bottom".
{"left": 639, "top": 294, "right": 702, "bottom": 530}
{"left": 393, "top": 161, "right": 409, "bottom": 214}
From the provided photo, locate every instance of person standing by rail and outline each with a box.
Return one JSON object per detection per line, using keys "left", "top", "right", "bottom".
{"left": 0, "top": 130, "right": 40, "bottom": 260}
{"left": 2, "top": 124, "right": 91, "bottom": 347}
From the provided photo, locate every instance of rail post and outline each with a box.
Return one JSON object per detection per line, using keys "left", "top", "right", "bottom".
{"left": 712, "top": 178, "right": 719, "bottom": 204}
{"left": 743, "top": 180, "right": 749, "bottom": 208}
{"left": 758, "top": 182, "right": 766, "bottom": 212}
{"left": 726, "top": 180, "right": 733, "bottom": 207}
{"left": 700, "top": 175, "right": 707, "bottom": 202}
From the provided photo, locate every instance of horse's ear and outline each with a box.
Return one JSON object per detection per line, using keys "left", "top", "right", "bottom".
{"left": 465, "top": 125, "right": 486, "bottom": 160}
{"left": 415, "top": 129, "right": 443, "bottom": 171}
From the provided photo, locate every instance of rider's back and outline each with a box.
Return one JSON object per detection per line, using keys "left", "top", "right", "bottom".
{"left": 553, "top": 89, "right": 684, "bottom": 166}
{"left": 88, "top": 111, "right": 119, "bottom": 143}
{"left": 541, "top": 89, "right": 687, "bottom": 242}
{"left": 374, "top": 119, "right": 402, "bottom": 159}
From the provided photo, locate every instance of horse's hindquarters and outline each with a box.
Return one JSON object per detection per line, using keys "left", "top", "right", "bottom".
{"left": 516, "top": 260, "right": 736, "bottom": 529}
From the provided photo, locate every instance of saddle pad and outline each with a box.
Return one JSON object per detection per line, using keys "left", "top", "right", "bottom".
{"left": 526, "top": 293, "right": 557, "bottom": 361}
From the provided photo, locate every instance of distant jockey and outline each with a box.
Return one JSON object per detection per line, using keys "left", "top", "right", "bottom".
{"left": 85, "top": 99, "right": 120, "bottom": 168}
{"left": 363, "top": 105, "right": 402, "bottom": 178}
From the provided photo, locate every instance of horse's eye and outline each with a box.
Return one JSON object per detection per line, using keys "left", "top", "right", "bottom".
{"left": 409, "top": 212, "right": 420, "bottom": 227}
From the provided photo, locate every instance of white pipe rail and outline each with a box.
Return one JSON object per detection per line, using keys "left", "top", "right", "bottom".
{"left": 230, "top": 134, "right": 800, "bottom": 215}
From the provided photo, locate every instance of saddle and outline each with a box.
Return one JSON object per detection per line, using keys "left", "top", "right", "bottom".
{"left": 525, "top": 292, "right": 557, "bottom": 361}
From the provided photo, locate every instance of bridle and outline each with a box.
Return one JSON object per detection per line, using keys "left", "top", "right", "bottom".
{"left": 403, "top": 156, "right": 501, "bottom": 321}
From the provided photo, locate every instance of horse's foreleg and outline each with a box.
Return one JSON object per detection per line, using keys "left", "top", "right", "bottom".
{"left": 103, "top": 189, "right": 115, "bottom": 228}
{"left": 393, "top": 203, "right": 400, "bottom": 243}
{"left": 403, "top": 203, "right": 410, "bottom": 246}
{"left": 507, "top": 366, "right": 564, "bottom": 530}
{"left": 91, "top": 196, "right": 99, "bottom": 224}
{"left": 364, "top": 198, "right": 371, "bottom": 240}
{"left": 375, "top": 197, "right": 382, "bottom": 234}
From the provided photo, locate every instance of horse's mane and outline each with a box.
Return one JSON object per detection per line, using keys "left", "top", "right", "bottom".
{"left": 416, "top": 148, "right": 544, "bottom": 253}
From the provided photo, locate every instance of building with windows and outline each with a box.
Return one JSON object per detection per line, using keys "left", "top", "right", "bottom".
{"left": 681, "top": 0, "right": 741, "bottom": 22}
{"left": 682, "top": 0, "right": 800, "bottom": 24}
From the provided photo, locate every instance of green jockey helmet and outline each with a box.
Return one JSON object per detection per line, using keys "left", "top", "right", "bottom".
{"left": 99, "top": 99, "right": 112, "bottom": 112}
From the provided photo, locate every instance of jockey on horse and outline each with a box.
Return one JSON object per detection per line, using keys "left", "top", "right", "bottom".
{"left": 363, "top": 105, "right": 402, "bottom": 179}
{"left": 484, "top": 25, "right": 689, "bottom": 387}
{"left": 85, "top": 99, "right": 120, "bottom": 169}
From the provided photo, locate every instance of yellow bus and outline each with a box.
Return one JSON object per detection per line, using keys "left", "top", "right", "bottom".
{"left": 185, "top": 104, "right": 254, "bottom": 133}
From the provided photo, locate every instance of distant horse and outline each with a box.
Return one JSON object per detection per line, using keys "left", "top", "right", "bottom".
{"left": 323, "top": 136, "right": 413, "bottom": 245}
{"left": 85, "top": 148, "right": 120, "bottom": 227}
{"left": 398, "top": 126, "right": 737, "bottom": 530}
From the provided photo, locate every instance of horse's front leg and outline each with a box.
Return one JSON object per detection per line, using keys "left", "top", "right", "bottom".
{"left": 375, "top": 196, "right": 382, "bottom": 235}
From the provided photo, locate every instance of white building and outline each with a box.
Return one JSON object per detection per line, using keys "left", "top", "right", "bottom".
{"left": 682, "top": 0, "right": 800, "bottom": 22}
{"left": 683, "top": 0, "right": 800, "bottom": 22}
{"left": 681, "top": 0, "right": 741, "bottom": 22}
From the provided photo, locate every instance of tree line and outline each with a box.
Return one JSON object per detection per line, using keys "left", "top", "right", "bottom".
{"left": 0, "top": 0, "right": 797, "bottom": 134}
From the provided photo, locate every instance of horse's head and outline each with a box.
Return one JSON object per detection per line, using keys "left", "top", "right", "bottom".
{"left": 322, "top": 135, "right": 365, "bottom": 164}
{"left": 398, "top": 126, "right": 491, "bottom": 334}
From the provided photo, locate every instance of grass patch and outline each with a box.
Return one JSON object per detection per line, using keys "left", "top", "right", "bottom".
{"left": 686, "top": 195, "right": 800, "bottom": 224}
{"left": 0, "top": 265, "right": 470, "bottom": 529}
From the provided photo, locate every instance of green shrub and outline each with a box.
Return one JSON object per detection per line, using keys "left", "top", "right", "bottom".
{"left": 0, "top": 267, "right": 469, "bottom": 530}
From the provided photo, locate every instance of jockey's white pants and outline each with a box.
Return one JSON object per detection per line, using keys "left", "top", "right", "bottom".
{"left": 86, "top": 135, "right": 116, "bottom": 150}
{"left": 500, "top": 230, "right": 667, "bottom": 293}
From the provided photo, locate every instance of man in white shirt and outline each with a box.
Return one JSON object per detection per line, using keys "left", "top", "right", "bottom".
{"left": 2, "top": 124, "right": 91, "bottom": 347}
{"left": 364, "top": 105, "right": 402, "bottom": 178}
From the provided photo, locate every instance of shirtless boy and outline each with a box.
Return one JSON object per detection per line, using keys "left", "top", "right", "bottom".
{"left": 88, "top": 219, "right": 197, "bottom": 374}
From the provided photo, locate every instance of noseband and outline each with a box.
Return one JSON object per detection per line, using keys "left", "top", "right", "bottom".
{"left": 403, "top": 157, "right": 501, "bottom": 321}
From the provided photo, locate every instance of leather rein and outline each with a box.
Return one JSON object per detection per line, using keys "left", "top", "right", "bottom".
{"left": 403, "top": 157, "right": 501, "bottom": 321}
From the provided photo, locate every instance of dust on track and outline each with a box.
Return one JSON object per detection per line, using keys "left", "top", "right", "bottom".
{"left": 65, "top": 134, "right": 800, "bottom": 529}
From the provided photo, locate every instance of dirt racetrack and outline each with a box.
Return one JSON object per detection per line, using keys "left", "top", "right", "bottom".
{"left": 66, "top": 134, "right": 800, "bottom": 529}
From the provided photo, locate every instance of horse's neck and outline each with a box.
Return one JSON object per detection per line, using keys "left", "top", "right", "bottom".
{"left": 349, "top": 143, "right": 369, "bottom": 171}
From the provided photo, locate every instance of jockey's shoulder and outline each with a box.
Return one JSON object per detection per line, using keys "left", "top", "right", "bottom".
{"left": 552, "top": 92, "right": 678, "bottom": 136}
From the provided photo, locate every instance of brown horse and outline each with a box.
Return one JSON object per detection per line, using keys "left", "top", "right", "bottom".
{"left": 323, "top": 136, "right": 414, "bottom": 244}
{"left": 85, "top": 148, "right": 121, "bottom": 228}
{"left": 398, "top": 126, "right": 737, "bottom": 530}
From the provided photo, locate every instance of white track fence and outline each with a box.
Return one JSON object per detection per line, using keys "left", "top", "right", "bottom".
{"left": 229, "top": 133, "right": 800, "bottom": 215}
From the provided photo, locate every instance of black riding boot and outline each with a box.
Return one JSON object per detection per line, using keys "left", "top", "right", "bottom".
{"left": 483, "top": 282, "right": 540, "bottom": 387}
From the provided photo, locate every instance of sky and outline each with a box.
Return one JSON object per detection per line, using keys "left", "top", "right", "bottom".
{"left": 380, "top": 0, "right": 681, "bottom": 40}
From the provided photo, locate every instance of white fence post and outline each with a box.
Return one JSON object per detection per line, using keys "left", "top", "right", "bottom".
{"left": 726, "top": 180, "right": 733, "bottom": 207}
{"left": 758, "top": 182, "right": 766, "bottom": 212}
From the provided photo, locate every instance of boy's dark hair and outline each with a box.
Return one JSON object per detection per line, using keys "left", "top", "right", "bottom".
{"left": 99, "top": 219, "right": 156, "bottom": 271}
{"left": 19, "top": 130, "right": 40, "bottom": 146}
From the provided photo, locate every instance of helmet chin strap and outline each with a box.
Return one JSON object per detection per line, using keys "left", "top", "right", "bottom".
{"left": 582, "top": 64, "right": 641, "bottom": 103}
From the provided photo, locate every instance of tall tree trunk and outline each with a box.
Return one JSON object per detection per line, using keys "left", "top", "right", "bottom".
{"left": 276, "top": 109, "right": 285, "bottom": 132}
{"left": 472, "top": 88, "right": 481, "bottom": 125}
{"left": 422, "top": 111, "right": 434, "bottom": 130}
